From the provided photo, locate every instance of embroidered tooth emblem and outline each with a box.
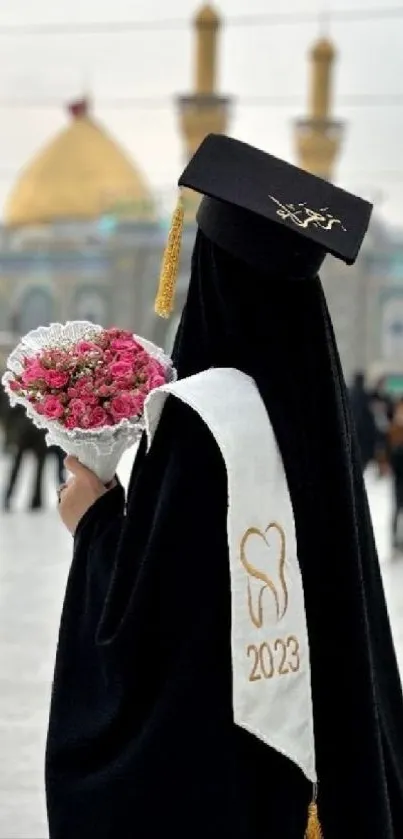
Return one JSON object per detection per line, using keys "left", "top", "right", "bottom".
{"left": 240, "top": 523, "right": 288, "bottom": 627}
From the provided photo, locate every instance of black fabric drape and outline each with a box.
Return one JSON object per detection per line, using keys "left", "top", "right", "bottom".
{"left": 46, "top": 230, "right": 403, "bottom": 837}
{"left": 171, "top": 232, "right": 403, "bottom": 834}
{"left": 46, "top": 399, "right": 309, "bottom": 838}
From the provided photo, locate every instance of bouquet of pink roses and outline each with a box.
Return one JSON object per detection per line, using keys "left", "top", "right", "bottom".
{"left": 1, "top": 321, "right": 175, "bottom": 482}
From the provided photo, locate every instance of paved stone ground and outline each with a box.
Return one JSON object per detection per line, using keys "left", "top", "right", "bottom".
{"left": 0, "top": 450, "right": 402, "bottom": 838}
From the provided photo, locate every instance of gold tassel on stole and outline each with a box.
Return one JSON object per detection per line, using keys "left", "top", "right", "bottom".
{"left": 154, "top": 192, "right": 184, "bottom": 318}
{"left": 305, "top": 800, "right": 323, "bottom": 838}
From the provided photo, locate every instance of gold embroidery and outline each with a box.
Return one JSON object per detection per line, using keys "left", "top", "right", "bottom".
{"left": 241, "top": 524, "right": 302, "bottom": 683}
{"left": 247, "top": 637, "right": 301, "bottom": 682}
{"left": 240, "top": 523, "right": 288, "bottom": 627}
{"left": 247, "top": 644, "right": 262, "bottom": 682}
{"left": 269, "top": 196, "right": 347, "bottom": 233}
{"left": 260, "top": 642, "right": 274, "bottom": 680}
{"left": 274, "top": 638, "right": 289, "bottom": 675}
{"left": 287, "top": 635, "right": 301, "bottom": 673}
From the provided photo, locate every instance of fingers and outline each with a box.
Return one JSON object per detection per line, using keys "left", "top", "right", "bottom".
{"left": 64, "top": 455, "right": 78, "bottom": 473}
{"left": 57, "top": 483, "right": 68, "bottom": 504}
{"left": 64, "top": 457, "right": 118, "bottom": 493}
{"left": 64, "top": 456, "right": 96, "bottom": 482}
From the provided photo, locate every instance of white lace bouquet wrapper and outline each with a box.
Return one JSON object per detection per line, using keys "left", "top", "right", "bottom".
{"left": 1, "top": 321, "right": 176, "bottom": 484}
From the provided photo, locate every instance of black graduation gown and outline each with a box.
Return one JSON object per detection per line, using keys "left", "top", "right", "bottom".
{"left": 46, "top": 230, "right": 403, "bottom": 837}
{"left": 46, "top": 398, "right": 310, "bottom": 838}
{"left": 46, "top": 393, "right": 403, "bottom": 839}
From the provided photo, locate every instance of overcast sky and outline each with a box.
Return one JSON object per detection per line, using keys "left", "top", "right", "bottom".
{"left": 0, "top": 0, "right": 403, "bottom": 225}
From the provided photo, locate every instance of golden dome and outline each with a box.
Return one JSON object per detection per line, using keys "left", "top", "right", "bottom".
{"left": 5, "top": 99, "right": 155, "bottom": 227}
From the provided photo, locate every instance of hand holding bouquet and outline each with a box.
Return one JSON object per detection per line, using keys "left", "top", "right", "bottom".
{"left": 2, "top": 321, "right": 175, "bottom": 482}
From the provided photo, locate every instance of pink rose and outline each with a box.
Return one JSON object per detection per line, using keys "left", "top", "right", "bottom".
{"left": 86, "top": 406, "right": 108, "bottom": 428}
{"left": 45, "top": 370, "right": 70, "bottom": 389}
{"left": 78, "top": 413, "right": 92, "bottom": 429}
{"left": 21, "top": 364, "right": 47, "bottom": 386}
{"left": 131, "top": 393, "right": 145, "bottom": 415}
{"left": 75, "top": 376, "right": 94, "bottom": 393}
{"left": 8, "top": 379, "right": 21, "bottom": 393}
{"left": 67, "top": 386, "right": 79, "bottom": 399}
{"left": 110, "top": 337, "right": 139, "bottom": 352}
{"left": 80, "top": 392, "right": 99, "bottom": 406}
{"left": 69, "top": 398, "right": 87, "bottom": 419}
{"left": 144, "top": 359, "right": 164, "bottom": 378}
{"left": 115, "top": 350, "right": 137, "bottom": 364}
{"left": 148, "top": 373, "right": 166, "bottom": 390}
{"left": 109, "top": 360, "right": 134, "bottom": 379}
{"left": 110, "top": 392, "right": 143, "bottom": 421}
{"left": 96, "top": 384, "right": 111, "bottom": 398}
{"left": 142, "top": 361, "right": 164, "bottom": 382}
{"left": 24, "top": 354, "right": 41, "bottom": 368}
{"left": 75, "top": 340, "right": 103, "bottom": 354}
{"left": 42, "top": 395, "right": 64, "bottom": 420}
{"left": 109, "top": 395, "right": 132, "bottom": 421}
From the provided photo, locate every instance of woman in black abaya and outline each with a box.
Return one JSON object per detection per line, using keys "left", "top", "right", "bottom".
{"left": 48, "top": 166, "right": 403, "bottom": 837}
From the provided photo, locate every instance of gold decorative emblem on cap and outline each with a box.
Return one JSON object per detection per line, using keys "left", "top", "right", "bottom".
{"left": 269, "top": 195, "right": 347, "bottom": 232}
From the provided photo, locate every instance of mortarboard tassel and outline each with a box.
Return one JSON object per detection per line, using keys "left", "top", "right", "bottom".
{"left": 305, "top": 789, "right": 323, "bottom": 838}
{"left": 154, "top": 191, "right": 184, "bottom": 318}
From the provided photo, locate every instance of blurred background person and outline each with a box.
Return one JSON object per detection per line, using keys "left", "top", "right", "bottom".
{"left": 349, "top": 371, "right": 376, "bottom": 471}
{"left": 369, "top": 377, "right": 394, "bottom": 478}
{"left": 388, "top": 398, "right": 403, "bottom": 553}
{"left": 1, "top": 404, "right": 65, "bottom": 511}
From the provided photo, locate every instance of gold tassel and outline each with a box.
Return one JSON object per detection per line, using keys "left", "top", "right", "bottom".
{"left": 154, "top": 192, "right": 184, "bottom": 318}
{"left": 305, "top": 801, "right": 323, "bottom": 838}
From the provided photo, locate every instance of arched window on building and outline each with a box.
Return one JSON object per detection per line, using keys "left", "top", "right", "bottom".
{"left": 19, "top": 287, "right": 54, "bottom": 334}
{"left": 0, "top": 292, "right": 8, "bottom": 331}
{"left": 74, "top": 287, "right": 109, "bottom": 326}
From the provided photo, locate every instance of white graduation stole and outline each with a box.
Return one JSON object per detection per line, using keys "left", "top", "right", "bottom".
{"left": 144, "top": 367, "right": 317, "bottom": 783}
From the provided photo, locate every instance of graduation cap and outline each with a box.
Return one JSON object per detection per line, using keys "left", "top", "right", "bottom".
{"left": 155, "top": 133, "right": 373, "bottom": 318}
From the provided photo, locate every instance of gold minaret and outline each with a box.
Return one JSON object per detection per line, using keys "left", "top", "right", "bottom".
{"left": 178, "top": 4, "right": 231, "bottom": 163}
{"left": 294, "top": 35, "right": 344, "bottom": 181}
